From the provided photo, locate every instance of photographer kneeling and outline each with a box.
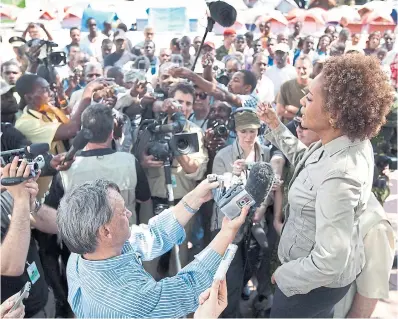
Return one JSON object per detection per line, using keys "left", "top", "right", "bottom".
{"left": 57, "top": 178, "right": 248, "bottom": 318}
{"left": 1, "top": 158, "right": 58, "bottom": 318}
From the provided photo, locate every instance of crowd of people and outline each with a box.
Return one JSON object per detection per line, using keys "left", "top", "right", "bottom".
{"left": 0, "top": 13, "right": 397, "bottom": 319}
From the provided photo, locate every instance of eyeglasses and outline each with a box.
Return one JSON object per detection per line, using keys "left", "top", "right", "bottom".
{"left": 195, "top": 92, "right": 208, "bottom": 100}
{"left": 293, "top": 117, "right": 307, "bottom": 130}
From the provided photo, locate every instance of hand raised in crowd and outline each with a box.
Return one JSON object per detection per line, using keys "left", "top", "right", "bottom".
{"left": 204, "top": 129, "right": 227, "bottom": 153}
{"left": 50, "top": 153, "right": 74, "bottom": 171}
{"left": 194, "top": 280, "right": 228, "bottom": 319}
{"left": 201, "top": 52, "right": 214, "bottom": 68}
{"left": 82, "top": 78, "right": 112, "bottom": 100}
{"left": 141, "top": 154, "right": 164, "bottom": 169}
{"left": 257, "top": 102, "right": 280, "bottom": 130}
{"left": 232, "top": 159, "right": 246, "bottom": 177}
{"left": 1, "top": 157, "right": 33, "bottom": 200}
{"left": 163, "top": 98, "right": 182, "bottom": 115}
{"left": 168, "top": 66, "right": 192, "bottom": 79}
{"left": 0, "top": 292, "right": 26, "bottom": 319}
{"left": 130, "top": 79, "right": 147, "bottom": 98}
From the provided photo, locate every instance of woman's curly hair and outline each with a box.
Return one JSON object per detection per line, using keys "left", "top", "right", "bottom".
{"left": 321, "top": 54, "right": 394, "bottom": 140}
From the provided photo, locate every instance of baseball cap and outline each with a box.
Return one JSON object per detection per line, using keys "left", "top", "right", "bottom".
{"left": 223, "top": 28, "right": 236, "bottom": 36}
{"left": 203, "top": 41, "right": 215, "bottom": 49}
{"left": 9, "top": 36, "right": 26, "bottom": 47}
{"left": 274, "top": 43, "right": 290, "bottom": 53}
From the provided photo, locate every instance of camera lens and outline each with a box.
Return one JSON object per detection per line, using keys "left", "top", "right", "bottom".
{"left": 177, "top": 139, "right": 189, "bottom": 152}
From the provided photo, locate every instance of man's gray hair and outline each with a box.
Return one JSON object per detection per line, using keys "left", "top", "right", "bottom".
{"left": 57, "top": 179, "right": 120, "bottom": 254}
{"left": 84, "top": 62, "right": 103, "bottom": 75}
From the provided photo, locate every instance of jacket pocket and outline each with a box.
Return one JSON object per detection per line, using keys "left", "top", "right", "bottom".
{"left": 288, "top": 222, "right": 315, "bottom": 260}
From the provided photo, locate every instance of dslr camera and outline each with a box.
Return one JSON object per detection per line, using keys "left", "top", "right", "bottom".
{"left": 1, "top": 143, "right": 48, "bottom": 186}
{"left": 209, "top": 120, "right": 229, "bottom": 139}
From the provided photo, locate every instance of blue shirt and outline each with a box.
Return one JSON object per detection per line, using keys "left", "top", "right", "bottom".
{"left": 67, "top": 209, "right": 222, "bottom": 318}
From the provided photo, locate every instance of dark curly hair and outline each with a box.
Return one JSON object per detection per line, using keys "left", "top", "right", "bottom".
{"left": 321, "top": 54, "right": 394, "bottom": 141}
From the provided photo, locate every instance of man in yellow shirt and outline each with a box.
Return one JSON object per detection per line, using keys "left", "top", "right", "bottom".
{"left": 15, "top": 74, "right": 106, "bottom": 198}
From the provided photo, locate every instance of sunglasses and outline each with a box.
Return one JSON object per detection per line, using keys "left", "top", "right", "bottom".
{"left": 195, "top": 92, "right": 208, "bottom": 100}
{"left": 293, "top": 118, "right": 307, "bottom": 130}
{"left": 89, "top": 23, "right": 96, "bottom": 27}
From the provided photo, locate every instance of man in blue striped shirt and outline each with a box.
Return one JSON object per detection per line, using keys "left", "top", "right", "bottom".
{"left": 57, "top": 179, "right": 248, "bottom": 318}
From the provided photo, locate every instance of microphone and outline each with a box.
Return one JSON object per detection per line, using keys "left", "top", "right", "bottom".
{"left": 245, "top": 162, "right": 275, "bottom": 208}
{"left": 212, "top": 162, "right": 275, "bottom": 220}
{"left": 63, "top": 129, "right": 93, "bottom": 163}
{"left": 1, "top": 143, "right": 49, "bottom": 157}
{"left": 206, "top": 1, "right": 237, "bottom": 27}
{"left": 27, "top": 143, "right": 50, "bottom": 157}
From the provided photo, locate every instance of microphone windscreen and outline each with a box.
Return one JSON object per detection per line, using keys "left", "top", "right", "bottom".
{"left": 245, "top": 162, "right": 274, "bottom": 207}
{"left": 208, "top": 1, "right": 237, "bottom": 27}
{"left": 72, "top": 129, "right": 93, "bottom": 149}
{"left": 27, "top": 143, "right": 49, "bottom": 156}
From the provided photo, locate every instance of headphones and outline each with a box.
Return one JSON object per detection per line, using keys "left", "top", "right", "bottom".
{"left": 227, "top": 107, "right": 265, "bottom": 135}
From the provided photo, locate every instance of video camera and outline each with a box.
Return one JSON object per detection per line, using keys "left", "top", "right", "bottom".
{"left": 1, "top": 143, "right": 49, "bottom": 186}
{"left": 139, "top": 112, "right": 200, "bottom": 162}
{"left": 27, "top": 39, "right": 66, "bottom": 67}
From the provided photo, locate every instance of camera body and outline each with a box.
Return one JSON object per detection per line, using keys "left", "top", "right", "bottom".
{"left": 1, "top": 147, "right": 46, "bottom": 186}
{"left": 211, "top": 121, "right": 229, "bottom": 139}
{"left": 144, "top": 112, "right": 200, "bottom": 161}
{"left": 147, "top": 132, "right": 199, "bottom": 161}
{"left": 214, "top": 66, "right": 230, "bottom": 86}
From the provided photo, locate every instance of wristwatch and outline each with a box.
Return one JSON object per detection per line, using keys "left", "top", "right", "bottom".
{"left": 182, "top": 200, "right": 199, "bottom": 214}
{"left": 30, "top": 199, "right": 42, "bottom": 216}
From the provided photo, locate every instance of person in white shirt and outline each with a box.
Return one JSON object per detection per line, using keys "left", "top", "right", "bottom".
{"left": 265, "top": 43, "right": 296, "bottom": 98}
{"left": 80, "top": 18, "right": 106, "bottom": 62}
{"left": 252, "top": 52, "right": 275, "bottom": 103}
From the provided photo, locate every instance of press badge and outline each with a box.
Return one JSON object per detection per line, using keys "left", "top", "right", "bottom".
{"left": 171, "top": 175, "right": 177, "bottom": 188}
{"left": 26, "top": 261, "right": 40, "bottom": 284}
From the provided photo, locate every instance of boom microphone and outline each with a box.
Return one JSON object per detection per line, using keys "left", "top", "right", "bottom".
{"left": 63, "top": 129, "right": 93, "bottom": 163}
{"left": 1, "top": 143, "right": 49, "bottom": 157}
{"left": 206, "top": 1, "right": 237, "bottom": 27}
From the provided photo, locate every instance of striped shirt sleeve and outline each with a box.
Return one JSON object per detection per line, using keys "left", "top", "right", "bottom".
{"left": 129, "top": 208, "right": 186, "bottom": 261}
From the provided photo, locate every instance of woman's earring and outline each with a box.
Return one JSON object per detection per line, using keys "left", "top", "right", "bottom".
{"left": 329, "top": 119, "right": 336, "bottom": 129}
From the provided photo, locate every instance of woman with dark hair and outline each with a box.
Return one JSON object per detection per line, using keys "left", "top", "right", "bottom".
{"left": 257, "top": 54, "right": 394, "bottom": 318}
{"left": 364, "top": 31, "right": 381, "bottom": 56}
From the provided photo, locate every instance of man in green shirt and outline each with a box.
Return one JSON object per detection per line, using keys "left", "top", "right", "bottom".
{"left": 276, "top": 55, "right": 312, "bottom": 122}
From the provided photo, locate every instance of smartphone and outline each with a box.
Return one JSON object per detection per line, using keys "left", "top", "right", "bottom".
{"left": 10, "top": 282, "right": 31, "bottom": 312}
